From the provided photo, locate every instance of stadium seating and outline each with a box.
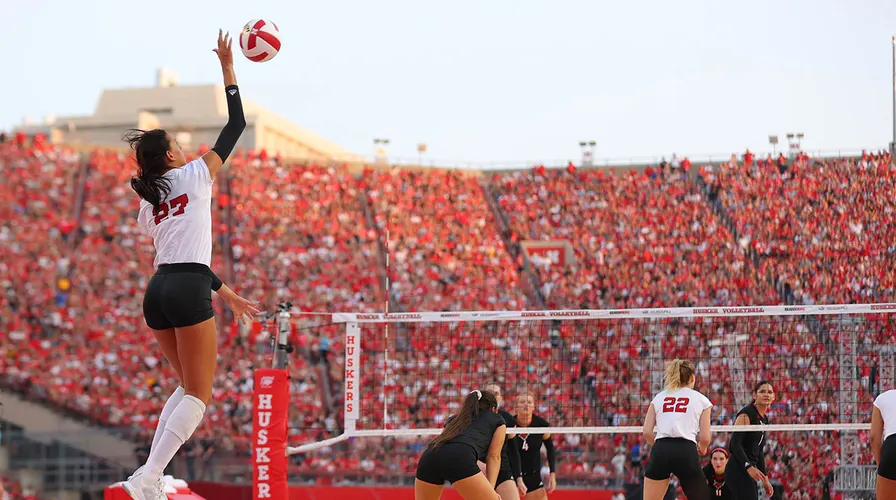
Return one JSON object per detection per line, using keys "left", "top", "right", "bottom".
{"left": 1, "top": 139, "right": 893, "bottom": 498}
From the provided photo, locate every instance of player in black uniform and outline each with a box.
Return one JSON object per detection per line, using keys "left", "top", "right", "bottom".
{"left": 703, "top": 448, "right": 734, "bottom": 499}
{"left": 415, "top": 389, "right": 505, "bottom": 500}
{"left": 725, "top": 381, "right": 775, "bottom": 499}
{"left": 513, "top": 392, "right": 556, "bottom": 499}
{"left": 483, "top": 382, "right": 524, "bottom": 499}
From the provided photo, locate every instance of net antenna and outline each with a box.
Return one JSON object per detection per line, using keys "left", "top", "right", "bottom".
{"left": 383, "top": 227, "right": 391, "bottom": 430}
{"left": 282, "top": 303, "right": 890, "bottom": 458}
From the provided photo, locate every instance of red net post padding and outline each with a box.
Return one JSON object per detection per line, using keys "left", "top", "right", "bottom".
{"left": 253, "top": 369, "right": 289, "bottom": 500}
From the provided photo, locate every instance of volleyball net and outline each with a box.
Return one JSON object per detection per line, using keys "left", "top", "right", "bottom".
{"left": 253, "top": 303, "right": 896, "bottom": 497}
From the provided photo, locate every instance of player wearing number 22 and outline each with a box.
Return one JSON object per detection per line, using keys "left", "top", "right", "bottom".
{"left": 121, "top": 30, "right": 259, "bottom": 500}
{"left": 641, "top": 359, "right": 713, "bottom": 500}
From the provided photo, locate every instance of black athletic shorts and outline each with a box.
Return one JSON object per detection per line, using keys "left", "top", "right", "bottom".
{"left": 879, "top": 435, "right": 896, "bottom": 481}
{"left": 496, "top": 468, "right": 513, "bottom": 486}
{"left": 143, "top": 263, "right": 215, "bottom": 330}
{"left": 416, "top": 443, "right": 481, "bottom": 485}
{"left": 723, "top": 458, "right": 760, "bottom": 500}
{"left": 521, "top": 471, "right": 544, "bottom": 492}
{"left": 644, "top": 438, "right": 709, "bottom": 500}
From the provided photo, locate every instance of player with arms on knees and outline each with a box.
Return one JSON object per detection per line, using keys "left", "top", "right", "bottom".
{"left": 415, "top": 390, "right": 505, "bottom": 500}
{"left": 871, "top": 388, "right": 896, "bottom": 499}
{"left": 513, "top": 391, "right": 557, "bottom": 499}
{"left": 642, "top": 359, "right": 712, "bottom": 500}
{"left": 482, "top": 382, "right": 524, "bottom": 499}
{"left": 121, "top": 30, "right": 258, "bottom": 500}
{"left": 725, "top": 381, "right": 774, "bottom": 499}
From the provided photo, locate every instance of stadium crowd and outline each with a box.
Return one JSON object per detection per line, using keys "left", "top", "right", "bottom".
{"left": 0, "top": 133, "right": 893, "bottom": 498}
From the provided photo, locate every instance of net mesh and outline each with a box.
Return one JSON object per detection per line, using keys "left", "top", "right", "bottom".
{"left": 344, "top": 312, "right": 890, "bottom": 431}
{"left": 290, "top": 305, "right": 896, "bottom": 496}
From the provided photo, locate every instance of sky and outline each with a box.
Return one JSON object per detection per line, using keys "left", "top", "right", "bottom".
{"left": 1, "top": 0, "right": 895, "bottom": 166}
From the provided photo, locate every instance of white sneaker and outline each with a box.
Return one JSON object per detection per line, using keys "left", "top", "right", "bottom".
{"left": 127, "top": 466, "right": 145, "bottom": 482}
{"left": 142, "top": 476, "right": 168, "bottom": 500}
{"left": 121, "top": 473, "right": 147, "bottom": 500}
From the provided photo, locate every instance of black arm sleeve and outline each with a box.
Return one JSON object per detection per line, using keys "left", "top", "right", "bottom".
{"left": 209, "top": 270, "right": 223, "bottom": 292}
{"left": 543, "top": 436, "right": 557, "bottom": 473}
{"left": 729, "top": 431, "right": 752, "bottom": 470}
{"left": 507, "top": 436, "right": 522, "bottom": 478}
{"left": 211, "top": 85, "right": 247, "bottom": 163}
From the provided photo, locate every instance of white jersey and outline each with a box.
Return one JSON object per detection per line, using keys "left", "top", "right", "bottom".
{"left": 137, "top": 158, "right": 213, "bottom": 269}
{"left": 874, "top": 389, "right": 896, "bottom": 440}
{"left": 650, "top": 387, "right": 712, "bottom": 443}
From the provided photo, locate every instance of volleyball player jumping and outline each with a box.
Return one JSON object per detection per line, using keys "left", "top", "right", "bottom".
{"left": 642, "top": 359, "right": 713, "bottom": 500}
{"left": 483, "top": 382, "right": 524, "bottom": 500}
{"left": 513, "top": 392, "right": 557, "bottom": 499}
{"left": 121, "top": 30, "right": 258, "bottom": 500}
{"left": 870, "top": 387, "right": 896, "bottom": 498}
{"left": 415, "top": 390, "right": 505, "bottom": 500}
{"left": 725, "top": 381, "right": 775, "bottom": 499}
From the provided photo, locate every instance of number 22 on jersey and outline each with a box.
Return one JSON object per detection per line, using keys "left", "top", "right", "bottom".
{"left": 153, "top": 194, "right": 189, "bottom": 224}
{"left": 661, "top": 397, "right": 689, "bottom": 413}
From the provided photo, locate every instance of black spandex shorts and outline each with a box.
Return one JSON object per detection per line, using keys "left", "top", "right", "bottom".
{"left": 723, "top": 457, "right": 760, "bottom": 500}
{"left": 143, "top": 263, "right": 215, "bottom": 330}
{"left": 495, "top": 468, "right": 513, "bottom": 486}
{"left": 879, "top": 435, "right": 896, "bottom": 481}
{"left": 644, "top": 438, "right": 709, "bottom": 500}
{"left": 416, "top": 443, "right": 480, "bottom": 485}
{"left": 521, "top": 471, "right": 544, "bottom": 492}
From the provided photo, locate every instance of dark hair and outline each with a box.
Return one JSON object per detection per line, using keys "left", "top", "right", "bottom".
{"left": 751, "top": 380, "right": 774, "bottom": 404}
{"left": 428, "top": 389, "right": 498, "bottom": 451}
{"left": 125, "top": 128, "right": 173, "bottom": 208}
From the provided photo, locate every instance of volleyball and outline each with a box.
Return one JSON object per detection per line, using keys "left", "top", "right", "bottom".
{"left": 239, "top": 19, "right": 281, "bottom": 62}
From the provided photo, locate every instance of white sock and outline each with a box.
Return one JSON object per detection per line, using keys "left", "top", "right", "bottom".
{"left": 143, "top": 395, "right": 206, "bottom": 481}
{"left": 150, "top": 386, "right": 185, "bottom": 453}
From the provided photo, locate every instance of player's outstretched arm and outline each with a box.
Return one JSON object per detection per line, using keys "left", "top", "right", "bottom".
{"left": 203, "top": 29, "right": 246, "bottom": 179}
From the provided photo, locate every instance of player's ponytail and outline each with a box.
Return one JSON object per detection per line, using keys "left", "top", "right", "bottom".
{"left": 428, "top": 389, "right": 498, "bottom": 451}
{"left": 124, "top": 128, "right": 173, "bottom": 208}
{"left": 664, "top": 359, "right": 695, "bottom": 390}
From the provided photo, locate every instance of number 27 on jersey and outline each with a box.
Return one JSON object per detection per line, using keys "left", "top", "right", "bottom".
{"left": 153, "top": 194, "right": 189, "bottom": 224}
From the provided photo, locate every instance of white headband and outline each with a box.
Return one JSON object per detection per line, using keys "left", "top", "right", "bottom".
{"left": 471, "top": 390, "right": 482, "bottom": 400}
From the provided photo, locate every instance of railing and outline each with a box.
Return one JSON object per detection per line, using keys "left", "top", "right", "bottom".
{"left": 352, "top": 148, "right": 869, "bottom": 171}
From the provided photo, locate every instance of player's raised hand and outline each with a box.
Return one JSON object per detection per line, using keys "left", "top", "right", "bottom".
{"left": 213, "top": 29, "right": 233, "bottom": 67}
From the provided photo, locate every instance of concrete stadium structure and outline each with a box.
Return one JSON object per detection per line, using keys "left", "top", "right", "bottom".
{"left": 15, "top": 68, "right": 363, "bottom": 162}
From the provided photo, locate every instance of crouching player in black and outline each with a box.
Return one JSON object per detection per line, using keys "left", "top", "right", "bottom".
{"left": 415, "top": 389, "right": 504, "bottom": 500}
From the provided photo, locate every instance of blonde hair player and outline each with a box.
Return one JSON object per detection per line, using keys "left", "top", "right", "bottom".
{"left": 513, "top": 391, "right": 557, "bottom": 500}
{"left": 871, "top": 387, "right": 896, "bottom": 499}
{"left": 642, "top": 359, "right": 712, "bottom": 500}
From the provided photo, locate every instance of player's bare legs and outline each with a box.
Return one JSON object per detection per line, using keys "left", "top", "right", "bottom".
{"left": 643, "top": 477, "right": 670, "bottom": 500}
{"left": 452, "top": 473, "right": 502, "bottom": 500}
{"left": 414, "top": 479, "right": 444, "bottom": 500}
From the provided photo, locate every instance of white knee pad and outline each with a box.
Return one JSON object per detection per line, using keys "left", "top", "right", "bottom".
{"left": 165, "top": 395, "right": 206, "bottom": 443}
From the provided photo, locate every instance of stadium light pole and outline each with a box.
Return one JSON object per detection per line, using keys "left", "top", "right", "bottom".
{"left": 769, "top": 135, "right": 779, "bottom": 156}
{"left": 373, "top": 138, "right": 391, "bottom": 165}
{"left": 579, "top": 140, "right": 596, "bottom": 167}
